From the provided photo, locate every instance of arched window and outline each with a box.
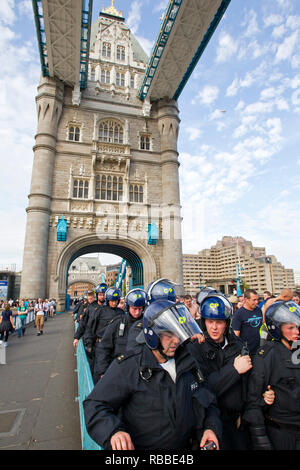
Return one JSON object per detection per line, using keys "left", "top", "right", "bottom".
{"left": 129, "top": 184, "right": 144, "bottom": 203}
{"left": 140, "top": 134, "right": 150, "bottom": 150}
{"left": 100, "top": 69, "right": 110, "bottom": 84}
{"left": 116, "top": 72, "right": 125, "bottom": 87}
{"left": 69, "top": 126, "right": 80, "bottom": 142}
{"left": 130, "top": 74, "right": 135, "bottom": 88}
{"left": 73, "top": 179, "right": 89, "bottom": 199}
{"left": 116, "top": 45, "right": 125, "bottom": 61}
{"left": 95, "top": 174, "right": 124, "bottom": 201}
{"left": 102, "top": 42, "right": 111, "bottom": 58}
{"left": 99, "top": 120, "right": 124, "bottom": 144}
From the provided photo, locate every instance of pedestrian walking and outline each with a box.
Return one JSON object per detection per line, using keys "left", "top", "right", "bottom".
{"left": 35, "top": 298, "right": 45, "bottom": 336}
{"left": 0, "top": 303, "right": 15, "bottom": 347}
{"left": 16, "top": 300, "right": 28, "bottom": 338}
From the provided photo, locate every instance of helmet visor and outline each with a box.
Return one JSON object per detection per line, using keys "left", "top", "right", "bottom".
{"left": 150, "top": 303, "right": 202, "bottom": 345}
{"left": 271, "top": 301, "right": 300, "bottom": 326}
{"left": 197, "top": 287, "right": 218, "bottom": 305}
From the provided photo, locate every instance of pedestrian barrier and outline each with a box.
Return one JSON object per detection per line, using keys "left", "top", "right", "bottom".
{"left": 75, "top": 325, "right": 102, "bottom": 450}
{"left": 0, "top": 340, "right": 6, "bottom": 364}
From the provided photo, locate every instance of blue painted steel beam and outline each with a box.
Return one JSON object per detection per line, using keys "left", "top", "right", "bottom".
{"left": 80, "top": 0, "right": 93, "bottom": 89}
{"left": 173, "top": 0, "right": 231, "bottom": 101}
{"left": 138, "top": 0, "right": 183, "bottom": 101}
{"left": 32, "top": 0, "right": 49, "bottom": 77}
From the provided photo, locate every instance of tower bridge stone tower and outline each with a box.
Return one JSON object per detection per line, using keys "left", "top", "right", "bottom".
{"left": 20, "top": 3, "right": 183, "bottom": 310}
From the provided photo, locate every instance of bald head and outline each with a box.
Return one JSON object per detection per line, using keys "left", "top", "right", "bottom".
{"left": 280, "top": 289, "right": 293, "bottom": 301}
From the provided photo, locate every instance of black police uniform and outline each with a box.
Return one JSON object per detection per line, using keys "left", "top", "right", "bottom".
{"left": 243, "top": 340, "right": 300, "bottom": 450}
{"left": 189, "top": 329, "right": 251, "bottom": 450}
{"left": 93, "top": 313, "right": 142, "bottom": 383}
{"left": 83, "top": 343, "right": 222, "bottom": 450}
{"left": 74, "top": 300, "right": 100, "bottom": 372}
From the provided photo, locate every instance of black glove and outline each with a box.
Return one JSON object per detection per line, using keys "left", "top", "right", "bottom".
{"left": 85, "top": 344, "right": 93, "bottom": 355}
{"left": 250, "top": 425, "right": 273, "bottom": 450}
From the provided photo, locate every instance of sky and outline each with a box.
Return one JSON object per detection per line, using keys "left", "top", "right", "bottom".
{"left": 0, "top": 0, "right": 299, "bottom": 273}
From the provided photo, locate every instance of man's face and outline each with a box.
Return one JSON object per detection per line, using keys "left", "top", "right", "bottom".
{"left": 205, "top": 319, "right": 227, "bottom": 343}
{"left": 245, "top": 293, "right": 259, "bottom": 310}
{"left": 293, "top": 296, "right": 300, "bottom": 305}
{"left": 129, "top": 306, "right": 143, "bottom": 319}
{"left": 184, "top": 298, "right": 192, "bottom": 309}
{"left": 108, "top": 300, "right": 118, "bottom": 309}
{"left": 159, "top": 332, "right": 180, "bottom": 357}
{"left": 281, "top": 323, "right": 299, "bottom": 343}
{"left": 264, "top": 293, "right": 271, "bottom": 300}
{"left": 97, "top": 292, "right": 105, "bottom": 303}
{"left": 88, "top": 295, "right": 95, "bottom": 303}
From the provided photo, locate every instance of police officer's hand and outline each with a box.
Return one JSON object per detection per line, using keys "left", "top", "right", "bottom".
{"left": 110, "top": 431, "right": 135, "bottom": 450}
{"left": 191, "top": 333, "right": 205, "bottom": 344}
{"left": 263, "top": 385, "right": 275, "bottom": 405}
{"left": 233, "top": 354, "right": 252, "bottom": 374}
{"left": 73, "top": 339, "right": 78, "bottom": 349}
{"left": 200, "top": 429, "right": 219, "bottom": 450}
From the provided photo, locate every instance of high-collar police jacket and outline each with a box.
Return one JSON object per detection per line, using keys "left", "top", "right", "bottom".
{"left": 189, "top": 329, "right": 248, "bottom": 416}
{"left": 243, "top": 340, "right": 300, "bottom": 428}
{"left": 83, "top": 343, "right": 222, "bottom": 450}
{"left": 73, "top": 301, "right": 97, "bottom": 341}
{"left": 93, "top": 313, "right": 141, "bottom": 379}
{"left": 84, "top": 304, "right": 123, "bottom": 346}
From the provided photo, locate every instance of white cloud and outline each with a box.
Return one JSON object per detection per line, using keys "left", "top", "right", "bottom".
{"left": 244, "top": 10, "right": 259, "bottom": 37}
{"left": 127, "top": 1, "right": 142, "bottom": 35}
{"left": 216, "top": 32, "right": 238, "bottom": 63}
{"left": 196, "top": 85, "right": 219, "bottom": 105}
{"left": 185, "top": 127, "right": 202, "bottom": 141}
{"left": 275, "top": 31, "right": 298, "bottom": 62}
{"left": 0, "top": 0, "right": 15, "bottom": 26}
{"left": 264, "top": 14, "right": 284, "bottom": 27}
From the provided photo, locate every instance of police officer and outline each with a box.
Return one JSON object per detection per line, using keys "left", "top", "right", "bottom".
{"left": 243, "top": 300, "right": 300, "bottom": 450}
{"left": 189, "top": 289, "right": 253, "bottom": 450}
{"left": 94, "top": 282, "right": 108, "bottom": 307}
{"left": 83, "top": 299, "right": 222, "bottom": 450}
{"left": 84, "top": 287, "right": 123, "bottom": 367}
{"left": 93, "top": 288, "right": 147, "bottom": 383}
{"left": 127, "top": 278, "right": 179, "bottom": 351}
{"left": 73, "top": 292, "right": 95, "bottom": 349}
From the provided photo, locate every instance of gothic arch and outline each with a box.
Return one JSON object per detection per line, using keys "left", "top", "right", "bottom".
{"left": 55, "top": 233, "right": 158, "bottom": 299}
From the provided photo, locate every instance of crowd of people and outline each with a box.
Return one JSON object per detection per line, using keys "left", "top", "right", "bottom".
{"left": 71, "top": 279, "right": 300, "bottom": 451}
{"left": 0, "top": 298, "right": 57, "bottom": 346}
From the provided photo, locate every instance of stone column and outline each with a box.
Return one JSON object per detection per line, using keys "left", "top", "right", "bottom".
{"left": 20, "top": 77, "right": 64, "bottom": 299}
{"left": 157, "top": 99, "right": 183, "bottom": 285}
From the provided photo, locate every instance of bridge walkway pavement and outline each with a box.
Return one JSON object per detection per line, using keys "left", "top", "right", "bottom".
{"left": 0, "top": 312, "right": 82, "bottom": 450}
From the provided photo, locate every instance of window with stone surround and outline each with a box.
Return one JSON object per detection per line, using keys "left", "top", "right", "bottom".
{"left": 68, "top": 126, "right": 81, "bottom": 142}
{"left": 73, "top": 179, "right": 89, "bottom": 199}
{"left": 89, "top": 66, "right": 96, "bottom": 81}
{"left": 116, "top": 72, "right": 125, "bottom": 87}
{"left": 95, "top": 175, "right": 123, "bottom": 201}
{"left": 98, "top": 120, "right": 124, "bottom": 144}
{"left": 100, "top": 68, "right": 111, "bottom": 84}
{"left": 116, "top": 45, "right": 125, "bottom": 61}
{"left": 129, "top": 184, "right": 144, "bottom": 203}
{"left": 102, "top": 42, "right": 111, "bottom": 58}
{"left": 130, "top": 74, "right": 135, "bottom": 88}
{"left": 140, "top": 134, "right": 151, "bottom": 151}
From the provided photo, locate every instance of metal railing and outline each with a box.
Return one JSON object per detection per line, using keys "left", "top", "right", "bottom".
{"left": 74, "top": 325, "right": 102, "bottom": 450}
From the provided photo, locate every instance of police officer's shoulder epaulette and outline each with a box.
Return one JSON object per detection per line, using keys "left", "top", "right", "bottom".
{"left": 256, "top": 341, "right": 274, "bottom": 357}
{"left": 135, "top": 321, "right": 143, "bottom": 329}
{"left": 109, "top": 316, "right": 120, "bottom": 325}
{"left": 117, "top": 351, "right": 137, "bottom": 363}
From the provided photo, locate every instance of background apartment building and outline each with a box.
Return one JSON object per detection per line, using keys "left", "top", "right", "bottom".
{"left": 183, "top": 236, "right": 295, "bottom": 296}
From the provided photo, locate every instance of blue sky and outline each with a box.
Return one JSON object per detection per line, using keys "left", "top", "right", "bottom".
{"left": 0, "top": 0, "right": 299, "bottom": 274}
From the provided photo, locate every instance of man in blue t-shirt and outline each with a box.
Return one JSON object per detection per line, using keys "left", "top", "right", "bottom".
{"left": 232, "top": 289, "right": 262, "bottom": 355}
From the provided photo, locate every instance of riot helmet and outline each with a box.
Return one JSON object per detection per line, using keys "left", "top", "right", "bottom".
{"left": 95, "top": 283, "right": 108, "bottom": 294}
{"left": 200, "top": 294, "right": 233, "bottom": 333}
{"left": 126, "top": 288, "right": 147, "bottom": 309}
{"left": 142, "top": 299, "right": 202, "bottom": 350}
{"left": 146, "top": 278, "right": 177, "bottom": 304}
{"left": 265, "top": 300, "right": 300, "bottom": 341}
{"left": 196, "top": 287, "right": 218, "bottom": 306}
{"left": 105, "top": 287, "right": 121, "bottom": 305}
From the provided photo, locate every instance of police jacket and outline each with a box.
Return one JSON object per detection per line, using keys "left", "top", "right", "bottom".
{"left": 85, "top": 304, "right": 123, "bottom": 345}
{"left": 93, "top": 313, "right": 141, "bottom": 377}
{"left": 243, "top": 340, "right": 300, "bottom": 428}
{"left": 74, "top": 301, "right": 98, "bottom": 342}
{"left": 83, "top": 343, "right": 222, "bottom": 450}
{"left": 189, "top": 329, "right": 248, "bottom": 417}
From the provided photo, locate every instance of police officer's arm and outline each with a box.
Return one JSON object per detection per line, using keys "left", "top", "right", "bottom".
{"left": 83, "top": 358, "right": 134, "bottom": 449}
{"left": 93, "top": 321, "right": 118, "bottom": 378}
{"left": 192, "top": 385, "right": 222, "bottom": 448}
{"left": 243, "top": 351, "right": 273, "bottom": 450}
{"left": 74, "top": 311, "right": 89, "bottom": 341}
